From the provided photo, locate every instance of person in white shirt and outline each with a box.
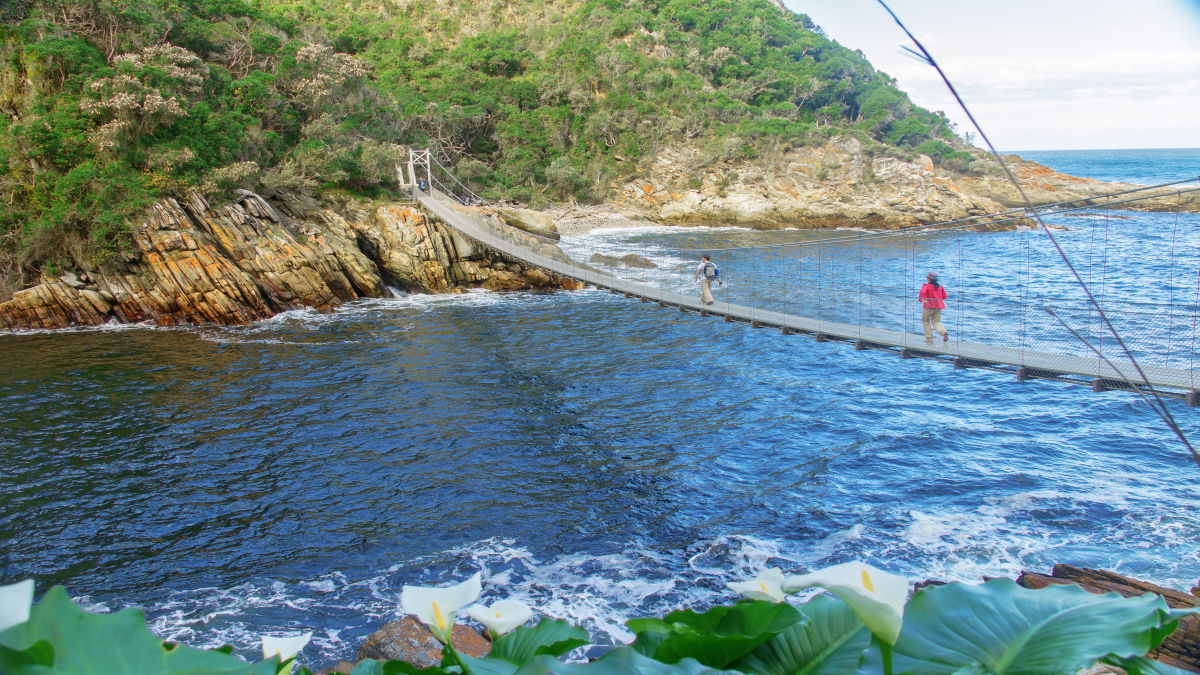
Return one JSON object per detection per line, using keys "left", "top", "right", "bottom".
{"left": 694, "top": 254, "right": 721, "bottom": 305}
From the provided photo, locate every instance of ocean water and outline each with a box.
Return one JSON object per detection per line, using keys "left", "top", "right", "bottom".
{"left": 1013, "top": 147, "right": 1200, "bottom": 186}
{"left": 1, "top": 149, "right": 1199, "bottom": 670}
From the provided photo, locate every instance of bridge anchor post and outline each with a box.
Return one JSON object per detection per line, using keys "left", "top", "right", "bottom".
{"left": 781, "top": 327, "right": 791, "bottom": 335}
{"left": 855, "top": 339, "right": 867, "bottom": 351}
{"left": 900, "top": 348, "right": 912, "bottom": 359}
{"left": 1188, "top": 391, "right": 1200, "bottom": 407}
{"left": 814, "top": 333, "right": 826, "bottom": 343}
{"left": 725, "top": 314, "right": 733, "bottom": 323}
{"left": 953, "top": 357, "right": 966, "bottom": 369}
{"left": 1017, "top": 367, "right": 1030, "bottom": 382}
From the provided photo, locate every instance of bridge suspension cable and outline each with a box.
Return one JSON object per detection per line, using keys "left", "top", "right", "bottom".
{"left": 399, "top": 151, "right": 1200, "bottom": 410}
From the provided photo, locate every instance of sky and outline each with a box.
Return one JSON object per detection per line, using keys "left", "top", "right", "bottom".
{"left": 783, "top": 0, "right": 1200, "bottom": 151}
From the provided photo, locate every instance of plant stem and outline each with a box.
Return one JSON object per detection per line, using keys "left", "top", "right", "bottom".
{"left": 880, "top": 641, "right": 893, "bottom": 675}
{"left": 444, "top": 643, "right": 471, "bottom": 674}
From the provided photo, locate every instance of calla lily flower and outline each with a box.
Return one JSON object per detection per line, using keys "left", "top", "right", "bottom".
{"left": 726, "top": 567, "right": 787, "bottom": 603}
{"left": 0, "top": 579, "right": 34, "bottom": 633}
{"left": 467, "top": 598, "right": 533, "bottom": 639}
{"left": 261, "top": 631, "right": 313, "bottom": 661}
{"left": 782, "top": 561, "right": 908, "bottom": 645}
{"left": 401, "top": 572, "right": 482, "bottom": 644}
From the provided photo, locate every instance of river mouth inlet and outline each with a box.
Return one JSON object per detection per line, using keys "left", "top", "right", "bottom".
{"left": 6, "top": 147, "right": 1200, "bottom": 669}
{"left": 3, "top": 265, "right": 1198, "bottom": 668}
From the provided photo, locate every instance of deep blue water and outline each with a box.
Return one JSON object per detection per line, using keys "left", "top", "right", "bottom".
{"left": 1013, "top": 147, "right": 1200, "bottom": 186}
{"left": 1, "top": 149, "right": 1199, "bottom": 670}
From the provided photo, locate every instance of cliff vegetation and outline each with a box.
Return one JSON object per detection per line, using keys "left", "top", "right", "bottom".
{"left": 0, "top": 0, "right": 975, "bottom": 300}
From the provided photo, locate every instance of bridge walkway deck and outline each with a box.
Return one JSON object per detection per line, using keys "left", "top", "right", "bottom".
{"left": 415, "top": 188, "right": 1198, "bottom": 400}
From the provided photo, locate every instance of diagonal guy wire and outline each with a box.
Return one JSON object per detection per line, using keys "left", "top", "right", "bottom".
{"left": 876, "top": 0, "right": 1198, "bottom": 465}
{"left": 1045, "top": 307, "right": 1200, "bottom": 464}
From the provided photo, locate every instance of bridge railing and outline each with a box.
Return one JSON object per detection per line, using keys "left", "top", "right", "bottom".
{"left": 556, "top": 186, "right": 1200, "bottom": 375}
{"left": 406, "top": 151, "right": 1200, "bottom": 393}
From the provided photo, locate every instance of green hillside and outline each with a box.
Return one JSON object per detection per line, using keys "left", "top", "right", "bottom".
{"left": 0, "top": 0, "right": 971, "bottom": 297}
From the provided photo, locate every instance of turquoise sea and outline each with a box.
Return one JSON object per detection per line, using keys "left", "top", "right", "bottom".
{"left": 1, "top": 148, "right": 1198, "bottom": 670}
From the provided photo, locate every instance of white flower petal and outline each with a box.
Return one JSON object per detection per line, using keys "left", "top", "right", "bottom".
{"left": 261, "top": 631, "right": 312, "bottom": 661}
{"left": 0, "top": 579, "right": 35, "bottom": 633}
{"left": 783, "top": 562, "right": 908, "bottom": 644}
{"left": 466, "top": 599, "right": 533, "bottom": 638}
{"left": 726, "top": 567, "right": 786, "bottom": 603}
{"left": 400, "top": 572, "right": 483, "bottom": 643}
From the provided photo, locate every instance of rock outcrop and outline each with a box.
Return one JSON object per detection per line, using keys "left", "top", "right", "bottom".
{"left": 0, "top": 191, "right": 581, "bottom": 331}
{"left": 1017, "top": 565, "right": 1200, "bottom": 672}
{"left": 610, "top": 137, "right": 1200, "bottom": 229}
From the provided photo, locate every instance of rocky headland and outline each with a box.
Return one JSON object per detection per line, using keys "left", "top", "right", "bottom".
{"left": 3, "top": 137, "right": 1195, "bottom": 332}
{"left": 602, "top": 137, "right": 1199, "bottom": 230}
{"left": 0, "top": 190, "right": 580, "bottom": 331}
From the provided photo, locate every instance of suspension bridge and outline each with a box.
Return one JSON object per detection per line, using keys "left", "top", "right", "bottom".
{"left": 401, "top": 150, "right": 1200, "bottom": 404}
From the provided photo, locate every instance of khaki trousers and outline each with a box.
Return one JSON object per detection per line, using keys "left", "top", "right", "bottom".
{"left": 922, "top": 307, "right": 947, "bottom": 340}
{"left": 700, "top": 278, "right": 714, "bottom": 303}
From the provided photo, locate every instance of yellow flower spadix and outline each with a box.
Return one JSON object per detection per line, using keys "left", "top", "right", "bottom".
{"left": 783, "top": 562, "right": 908, "bottom": 645}
{"left": 401, "top": 573, "right": 482, "bottom": 645}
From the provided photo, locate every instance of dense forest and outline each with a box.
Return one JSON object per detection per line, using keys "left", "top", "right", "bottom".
{"left": 0, "top": 0, "right": 973, "bottom": 297}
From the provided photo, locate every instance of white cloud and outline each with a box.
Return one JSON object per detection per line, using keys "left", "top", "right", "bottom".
{"left": 788, "top": 0, "right": 1200, "bottom": 149}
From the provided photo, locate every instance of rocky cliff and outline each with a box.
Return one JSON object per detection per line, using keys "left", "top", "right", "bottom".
{"left": 0, "top": 191, "right": 581, "bottom": 331}
{"left": 610, "top": 137, "right": 1199, "bottom": 229}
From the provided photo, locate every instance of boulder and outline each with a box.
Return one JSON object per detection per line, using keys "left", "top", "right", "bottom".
{"left": 589, "top": 253, "right": 657, "bottom": 269}
{"left": 495, "top": 207, "right": 561, "bottom": 240}
{"left": 355, "top": 615, "right": 491, "bottom": 668}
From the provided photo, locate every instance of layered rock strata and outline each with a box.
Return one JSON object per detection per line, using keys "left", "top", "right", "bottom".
{"left": 611, "top": 137, "right": 1199, "bottom": 229}
{"left": 0, "top": 191, "right": 581, "bottom": 331}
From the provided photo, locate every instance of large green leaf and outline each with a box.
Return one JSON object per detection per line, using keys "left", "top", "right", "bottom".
{"left": 0, "top": 586, "right": 279, "bottom": 675}
{"left": 1104, "top": 655, "right": 1196, "bottom": 675}
{"left": 346, "top": 659, "right": 448, "bottom": 675}
{"left": 512, "top": 646, "right": 740, "bottom": 674}
{"left": 489, "top": 618, "right": 589, "bottom": 663}
{"left": 732, "top": 595, "right": 870, "bottom": 675}
{"left": 890, "top": 579, "right": 1197, "bottom": 675}
{"left": 627, "top": 600, "right": 804, "bottom": 668}
{"left": 455, "top": 617, "right": 590, "bottom": 674}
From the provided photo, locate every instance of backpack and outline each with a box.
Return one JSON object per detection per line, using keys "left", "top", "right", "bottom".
{"left": 703, "top": 262, "right": 718, "bottom": 279}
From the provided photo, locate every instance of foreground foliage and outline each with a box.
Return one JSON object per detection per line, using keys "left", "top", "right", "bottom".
{"left": 1, "top": 563, "right": 1195, "bottom": 675}
{"left": 0, "top": 0, "right": 975, "bottom": 294}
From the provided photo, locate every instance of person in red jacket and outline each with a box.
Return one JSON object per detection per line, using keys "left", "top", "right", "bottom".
{"left": 919, "top": 271, "right": 949, "bottom": 344}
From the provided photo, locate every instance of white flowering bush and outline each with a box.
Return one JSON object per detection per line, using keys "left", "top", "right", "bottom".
{"left": 79, "top": 43, "right": 208, "bottom": 155}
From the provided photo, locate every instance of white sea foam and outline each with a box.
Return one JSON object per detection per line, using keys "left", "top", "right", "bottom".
{"left": 139, "top": 534, "right": 833, "bottom": 668}
{"left": 126, "top": 507, "right": 1200, "bottom": 672}
{"left": 0, "top": 318, "right": 160, "bottom": 337}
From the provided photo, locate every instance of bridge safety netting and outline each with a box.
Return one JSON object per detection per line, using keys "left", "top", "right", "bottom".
{"left": 406, "top": 150, "right": 1200, "bottom": 395}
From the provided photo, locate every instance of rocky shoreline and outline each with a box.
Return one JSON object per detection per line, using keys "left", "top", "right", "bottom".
{"left": 605, "top": 138, "right": 1200, "bottom": 230}
{"left": 3, "top": 137, "right": 1196, "bottom": 333}
{"left": 315, "top": 566, "right": 1200, "bottom": 674}
{"left": 0, "top": 191, "right": 580, "bottom": 332}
